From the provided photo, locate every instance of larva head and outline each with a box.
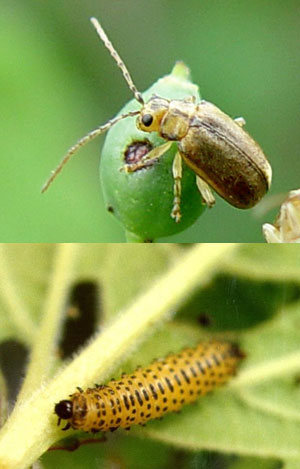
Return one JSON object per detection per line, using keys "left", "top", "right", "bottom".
{"left": 54, "top": 399, "right": 73, "bottom": 424}
{"left": 137, "top": 96, "right": 170, "bottom": 133}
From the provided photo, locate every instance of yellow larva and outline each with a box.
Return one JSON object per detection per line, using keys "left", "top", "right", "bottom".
{"left": 54, "top": 341, "right": 243, "bottom": 433}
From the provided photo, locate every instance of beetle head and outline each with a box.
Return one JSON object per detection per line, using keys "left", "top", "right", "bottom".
{"left": 137, "top": 96, "right": 170, "bottom": 133}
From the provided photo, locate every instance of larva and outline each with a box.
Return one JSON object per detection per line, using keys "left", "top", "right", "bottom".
{"left": 54, "top": 341, "right": 243, "bottom": 433}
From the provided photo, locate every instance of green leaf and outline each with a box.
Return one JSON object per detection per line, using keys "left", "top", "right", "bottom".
{"left": 1, "top": 244, "right": 300, "bottom": 468}
{"left": 283, "top": 460, "right": 300, "bottom": 469}
{"left": 223, "top": 245, "right": 300, "bottom": 282}
{"left": 229, "top": 456, "right": 280, "bottom": 469}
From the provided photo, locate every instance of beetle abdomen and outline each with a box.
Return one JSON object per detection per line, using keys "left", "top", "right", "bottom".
{"left": 56, "top": 341, "right": 243, "bottom": 433}
{"left": 179, "top": 101, "right": 272, "bottom": 209}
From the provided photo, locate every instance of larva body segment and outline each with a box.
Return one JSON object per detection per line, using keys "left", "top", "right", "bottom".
{"left": 55, "top": 341, "right": 243, "bottom": 433}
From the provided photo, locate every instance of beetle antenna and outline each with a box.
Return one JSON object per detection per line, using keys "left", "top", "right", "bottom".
{"left": 90, "top": 17, "right": 144, "bottom": 105}
{"left": 41, "top": 110, "right": 140, "bottom": 193}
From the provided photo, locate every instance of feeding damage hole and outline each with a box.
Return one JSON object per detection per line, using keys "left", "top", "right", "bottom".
{"left": 124, "top": 140, "right": 154, "bottom": 168}
{"left": 58, "top": 280, "right": 100, "bottom": 359}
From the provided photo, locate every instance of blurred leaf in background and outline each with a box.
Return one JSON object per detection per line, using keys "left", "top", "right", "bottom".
{"left": 1, "top": 244, "right": 300, "bottom": 468}
{"left": 1, "top": 0, "right": 300, "bottom": 242}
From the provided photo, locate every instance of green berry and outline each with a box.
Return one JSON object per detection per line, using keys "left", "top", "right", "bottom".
{"left": 100, "top": 62, "right": 205, "bottom": 242}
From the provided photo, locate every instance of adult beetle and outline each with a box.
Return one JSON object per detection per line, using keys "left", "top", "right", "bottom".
{"left": 42, "top": 17, "right": 272, "bottom": 224}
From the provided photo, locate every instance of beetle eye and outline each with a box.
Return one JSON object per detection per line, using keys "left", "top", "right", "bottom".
{"left": 141, "top": 114, "right": 153, "bottom": 127}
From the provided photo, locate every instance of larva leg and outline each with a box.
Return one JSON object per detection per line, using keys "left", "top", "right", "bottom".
{"left": 234, "top": 117, "right": 246, "bottom": 127}
{"left": 124, "top": 141, "right": 172, "bottom": 172}
{"left": 171, "top": 151, "right": 182, "bottom": 223}
{"left": 196, "top": 176, "right": 216, "bottom": 208}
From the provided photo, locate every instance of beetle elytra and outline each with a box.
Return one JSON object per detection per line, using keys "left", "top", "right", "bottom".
{"left": 42, "top": 17, "right": 272, "bottom": 223}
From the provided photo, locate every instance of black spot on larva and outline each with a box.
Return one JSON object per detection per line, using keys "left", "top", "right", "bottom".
{"left": 123, "top": 395, "right": 130, "bottom": 410}
{"left": 212, "top": 354, "right": 221, "bottom": 366}
{"left": 124, "top": 140, "right": 153, "bottom": 166}
{"left": 157, "top": 382, "right": 165, "bottom": 394}
{"left": 165, "top": 377, "right": 174, "bottom": 392}
{"left": 149, "top": 384, "right": 158, "bottom": 400}
{"left": 205, "top": 359, "right": 212, "bottom": 369}
{"left": 174, "top": 374, "right": 181, "bottom": 386}
{"left": 135, "top": 390, "right": 143, "bottom": 406}
{"left": 180, "top": 370, "right": 190, "bottom": 384}
{"left": 196, "top": 360, "right": 206, "bottom": 374}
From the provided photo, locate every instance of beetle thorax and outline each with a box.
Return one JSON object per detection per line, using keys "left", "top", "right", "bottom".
{"left": 160, "top": 99, "right": 195, "bottom": 141}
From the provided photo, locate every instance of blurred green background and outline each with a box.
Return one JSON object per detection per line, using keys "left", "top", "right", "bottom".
{"left": 1, "top": 0, "right": 299, "bottom": 242}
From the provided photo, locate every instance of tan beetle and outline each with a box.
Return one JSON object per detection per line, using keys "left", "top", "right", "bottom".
{"left": 42, "top": 17, "right": 272, "bottom": 223}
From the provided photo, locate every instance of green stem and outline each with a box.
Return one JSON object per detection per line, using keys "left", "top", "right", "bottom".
{"left": 0, "top": 244, "right": 235, "bottom": 469}
{"left": 16, "top": 244, "right": 80, "bottom": 405}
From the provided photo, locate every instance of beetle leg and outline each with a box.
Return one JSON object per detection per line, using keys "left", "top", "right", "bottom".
{"left": 196, "top": 176, "right": 216, "bottom": 208}
{"left": 234, "top": 117, "right": 246, "bottom": 127}
{"left": 123, "top": 141, "right": 172, "bottom": 172}
{"left": 171, "top": 152, "right": 182, "bottom": 223}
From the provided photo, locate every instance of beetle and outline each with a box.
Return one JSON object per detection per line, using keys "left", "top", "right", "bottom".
{"left": 42, "top": 17, "right": 272, "bottom": 223}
